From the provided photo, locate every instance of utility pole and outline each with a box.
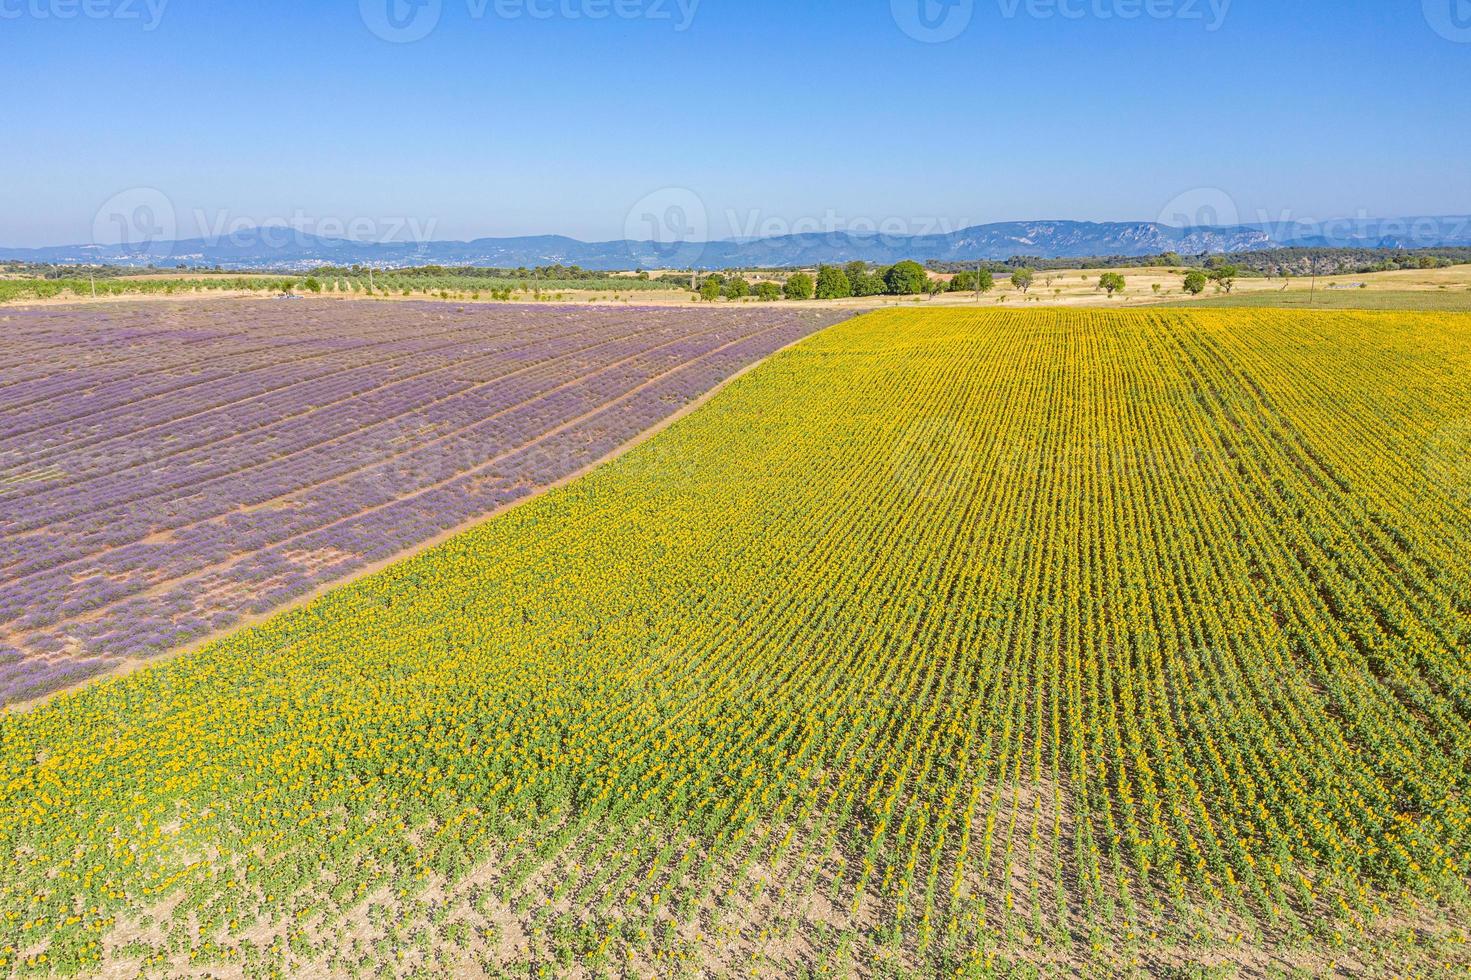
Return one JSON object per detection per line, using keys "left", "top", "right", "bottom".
{"left": 976, "top": 261, "right": 982, "bottom": 303}
{"left": 368, "top": 267, "right": 375, "bottom": 293}
{"left": 90, "top": 273, "right": 96, "bottom": 299}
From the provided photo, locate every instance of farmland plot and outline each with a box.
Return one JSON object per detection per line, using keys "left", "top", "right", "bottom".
{"left": 1, "top": 309, "right": 1469, "bottom": 976}
{"left": 0, "top": 300, "right": 848, "bottom": 705}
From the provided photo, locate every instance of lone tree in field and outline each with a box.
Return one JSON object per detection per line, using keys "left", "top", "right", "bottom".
{"left": 884, "top": 260, "right": 928, "bottom": 296}
{"left": 815, "top": 265, "right": 853, "bottom": 300}
{"left": 699, "top": 278, "right": 723, "bottom": 302}
{"left": 1209, "top": 265, "right": 1240, "bottom": 293}
{"left": 724, "top": 276, "right": 750, "bottom": 300}
{"left": 1098, "top": 272, "right": 1126, "bottom": 297}
{"left": 783, "top": 272, "right": 815, "bottom": 300}
{"left": 1011, "top": 268, "right": 1036, "bottom": 293}
{"left": 756, "top": 281, "right": 782, "bottom": 301}
{"left": 1183, "top": 270, "right": 1208, "bottom": 295}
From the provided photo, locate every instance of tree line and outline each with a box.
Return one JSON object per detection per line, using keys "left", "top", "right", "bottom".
{"left": 927, "top": 247, "right": 1471, "bottom": 278}
{"left": 696, "top": 261, "right": 962, "bottom": 302}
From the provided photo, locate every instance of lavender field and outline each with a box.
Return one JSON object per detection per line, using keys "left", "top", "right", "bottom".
{"left": 0, "top": 299, "right": 848, "bottom": 705}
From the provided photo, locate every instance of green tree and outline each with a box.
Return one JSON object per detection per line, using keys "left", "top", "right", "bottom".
{"left": 700, "top": 278, "right": 724, "bottom": 302}
{"left": 1098, "top": 272, "right": 1126, "bottom": 296}
{"left": 724, "top": 277, "right": 750, "bottom": 300}
{"left": 884, "top": 260, "right": 928, "bottom": 295}
{"left": 1010, "top": 268, "right": 1035, "bottom": 293}
{"left": 280, "top": 280, "right": 296, "bottom": 294}
{"left": 976, "top": 269, "right": 995, "bottom": 294}
{"left": 756, "top": 281, "right": 782, "bottom": 301}
{"left": 851, "top": 272, "right": 887, "bottom": 297}
{"left": 783, "top": 272, "right": 814, "bottom": 300}
{"left": 304, "top": 276, "right": 322, "bottom": 293}
{"left": 815, "top": 265, "right": 853, "bottom": 300}
{"left": 1182, "top": 271, "right": 1208, "bottom": 295}
{"left": 948, "top": 270, "right": 977, "bottom": 292}
{"left": 843, "top": 261, "right": 869, "bottom": 284}
{"left": 1208, "top": 265, "right": 1239, "bottom": 293}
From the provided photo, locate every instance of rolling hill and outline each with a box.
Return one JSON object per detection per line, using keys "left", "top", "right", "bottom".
{"left": 6, "top": 216, "right": 1470, "bottom": 271}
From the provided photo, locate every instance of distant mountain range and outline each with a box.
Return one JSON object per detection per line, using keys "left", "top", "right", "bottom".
{"left": 7, "top": 217, "right": 1470, "bottom": 271}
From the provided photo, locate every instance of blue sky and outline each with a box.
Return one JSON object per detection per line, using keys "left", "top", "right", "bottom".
{"left": 3, "top": 0, "right": 1469, "bottom": 246}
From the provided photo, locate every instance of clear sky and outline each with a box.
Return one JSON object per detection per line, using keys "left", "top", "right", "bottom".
{"left": 3, "top": 0, "right": 1469, "bottom": 246}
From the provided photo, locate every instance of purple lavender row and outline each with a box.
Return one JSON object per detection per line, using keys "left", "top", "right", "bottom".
{"left": 0, "top": 301, "right": 849, "bottom": 705}
{"left": 0, "top": 311, "right": 526, "bottom": 451}
{"left": 0, "top": 310, "right": 759, "bottom": 541}
{"left": 0, "top": 321, "right": 701, "bottom": 583}
{"left": 3, "top": 342, "right": 749, "bottom": 681}
{"left": 0, "top": 317, "right": 661, "bottom": 513}
{"left": 0, "top": 307, "right": 701, "bottom": 480}
{"left": 0, "top": 302, "right": 578, "bottom": 433}
{"left": 0, "top": 318, "right": 351, "bottom": 428}
{"left": 0, "top": 324, "right": 767, "bottom": 630}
